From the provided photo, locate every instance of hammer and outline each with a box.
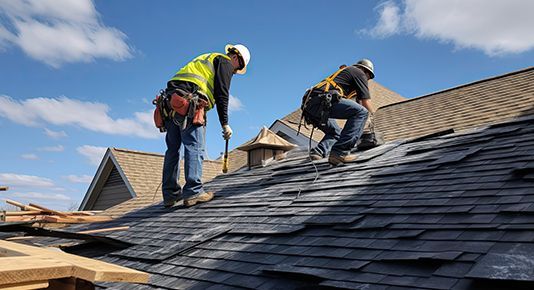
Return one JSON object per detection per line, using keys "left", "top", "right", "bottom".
{"left": 222, "top": 140, "right": 229, "bottom": 173}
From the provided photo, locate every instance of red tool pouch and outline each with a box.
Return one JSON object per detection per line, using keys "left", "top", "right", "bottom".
{"left": 170, "top": 93, "right": 190, "bottom": 116}
{"left": 152, "top": 94, "right": 166, "bottom": 132}
{"left": 192, "top": 99, "right": 208, "bottom": 126}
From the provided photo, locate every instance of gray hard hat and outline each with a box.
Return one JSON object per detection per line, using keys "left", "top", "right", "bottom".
{"left": 355, "top": 59, "right": 375, "bottom": 79}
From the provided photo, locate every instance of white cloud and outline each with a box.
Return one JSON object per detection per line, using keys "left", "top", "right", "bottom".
{"left": 363, "top": 0, "right": 534, "bottom": 56}
{"left": 44, "top": 128, "right": 67, "bottom": 139}
{"left": 38, "top": 145, "right": 64, "bottom": 152}
{"left": 77, "top": 145, "right": 107, "bottom": 166}
{"left": 63, "top": 174, "right": 93, "bottom": 184}
{"left": 366, "top": 1, "right": 401, "bottom": 38}
{"left": 229, "top": 95, "right": 244, "bottom": 112}
{"left": 21, "top": 153, "right": 39, "bottom": 160}
{"left": 10, "top": 191, "right": 71, "bottom": 201}
{"left": 0, "top": 95, "right": 159, "bottom": 139}
{"left": 0, "top": 0, "right": 132, "bottom": 67}
{"left": 0, "top": 173, "right": 54, "bottom": 188}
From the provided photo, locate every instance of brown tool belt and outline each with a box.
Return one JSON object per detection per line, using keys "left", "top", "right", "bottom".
{"left": 170, "top": 89, "right": 208, "bottom": 126}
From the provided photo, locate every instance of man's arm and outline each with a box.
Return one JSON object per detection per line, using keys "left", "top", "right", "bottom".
{"left": 360, "top": 99, "right": 374, "bottom": 114}
{"left": 213, "top": 56, "right": 234, "bottom": 126}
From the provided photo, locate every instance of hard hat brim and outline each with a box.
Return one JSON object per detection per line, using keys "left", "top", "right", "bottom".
{"left": 225, "top": 44, "right": 247, "bottom": 74}
{"left": 355, "top": 64, "right": 374, "bottom": 79}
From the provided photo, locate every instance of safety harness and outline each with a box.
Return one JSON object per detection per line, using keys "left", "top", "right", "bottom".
{"left": 298, "top": 66, "right": 352, "bottom": 134}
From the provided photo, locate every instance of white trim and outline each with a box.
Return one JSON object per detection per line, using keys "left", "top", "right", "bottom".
{"left": 269, "top": 120, "right": 318, "bottom": 147}
{"left": 78, "top": 148, "right": 136, "bottom": 210}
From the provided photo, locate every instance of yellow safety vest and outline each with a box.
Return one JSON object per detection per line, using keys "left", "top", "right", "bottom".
{"left": 170, "top": 53, "right": 231, "bottom": 110}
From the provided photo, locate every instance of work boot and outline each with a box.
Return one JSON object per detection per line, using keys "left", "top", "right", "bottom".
{"left": 183, "top": 192, "right": 214, "bottom": 207}
{"left": 309, "top": 152, "right": 323, "bottom": 161}
{"left": 163, "top": 200, "right": 176, "bottom": 208}
{"left": 328, "top": 152, "right": 358, "bottom": 166}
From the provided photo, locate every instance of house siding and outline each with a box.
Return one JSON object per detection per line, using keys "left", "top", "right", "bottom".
{"left": 92, "top": 167, "right": 131, "bottom": 210}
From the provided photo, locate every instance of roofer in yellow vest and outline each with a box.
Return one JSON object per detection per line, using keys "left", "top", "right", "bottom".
{"left": 162, "top": 44, "right": 251, "bottom": 208}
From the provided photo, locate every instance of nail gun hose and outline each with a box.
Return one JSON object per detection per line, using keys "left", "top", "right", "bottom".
{"left": 222, "top": 140, "right": 229, "bottom": 173}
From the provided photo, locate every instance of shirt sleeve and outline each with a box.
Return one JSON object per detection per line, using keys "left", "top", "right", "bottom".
{"left": 213, "top": 56, "right": 234, "bottom": 126}
{"left": 350, "top": 67, "right": 371, "bottom": 100}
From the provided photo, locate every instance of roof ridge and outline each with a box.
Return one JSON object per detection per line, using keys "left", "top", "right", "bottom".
{"left": 379, "top": 66, "right": 534, "bottom": 110}
{"left": 112, "top": 148, "right": 164, "bottom": 157}
{"left": 113, "top": 148, "right": 222, "bottom": 162}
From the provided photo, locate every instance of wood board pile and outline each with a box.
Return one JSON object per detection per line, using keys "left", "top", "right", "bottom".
{"left": 0, "top": 200, "right": 111, "bottom": 224}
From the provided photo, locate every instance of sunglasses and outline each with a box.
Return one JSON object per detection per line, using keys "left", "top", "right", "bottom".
{"left": 231, "top": 48, "right": 245, "bottom": 69}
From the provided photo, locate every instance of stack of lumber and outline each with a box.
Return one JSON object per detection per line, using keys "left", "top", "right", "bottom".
{"left": 0, "top": 240, "right": 148, "bottom": 289}
{"left": 0, "top": 200, "right": 111, "bottom": 224}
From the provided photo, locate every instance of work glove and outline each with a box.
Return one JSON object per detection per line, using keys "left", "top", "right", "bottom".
{"left": 222, "top": 124, "right": 233, "bottom": 140}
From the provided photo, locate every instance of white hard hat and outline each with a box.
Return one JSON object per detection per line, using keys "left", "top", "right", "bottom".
{"left": 355, "top": 59, "right": 375, "bottom": 79}
{"left": 225, "top": 44, "right": 251, "bottom": 75}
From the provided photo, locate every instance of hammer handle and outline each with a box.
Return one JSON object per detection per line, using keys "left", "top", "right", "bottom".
{"left": 222, "top": 140, "right": 229, "bottom": 173}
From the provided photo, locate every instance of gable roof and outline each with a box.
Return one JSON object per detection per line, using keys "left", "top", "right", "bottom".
{"left": 55, "top": 114, "right": 534, "bottom": 290}
{"left": 375, "top": 67, "right": 534, "bottom": 142}
{"left": 80, "top": 148, "right": 222, "bottom": 217}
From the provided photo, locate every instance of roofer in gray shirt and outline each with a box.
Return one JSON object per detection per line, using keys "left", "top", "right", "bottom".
{"left": 300, "top": 59, "right": 375, "bottom": 165}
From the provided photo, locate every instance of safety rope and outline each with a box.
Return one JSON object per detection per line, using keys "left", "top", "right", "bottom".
{"left": 297, "top": 127, "right": 319, "bottom": 199}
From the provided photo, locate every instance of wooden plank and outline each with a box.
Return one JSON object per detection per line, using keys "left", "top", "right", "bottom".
{"left": 4, "top": 200, "right": 42, "bottom": 212}
{"left": 4, "top": 211, "right": 43, "bottom": 216}
{"left": 77, "top": 226, "right": 129, "bottom": 235}
{"left": 42, "top": 216, "right": 112, "bottom": 224}
{"left": 4, "top": 237, "right": 36, "bottom": 242}
{"left": 28, "top": 203, "right": 68, "bottom": 217}
{"left": 3, "top": 216, "right": 46, "bottom": 222}
{"left": 69, "top": 211, "right": 94, "bottom": 216}
{"left": 0, "top": 256, "right": 73, "bottom": 285}
{"left": 0, "top": 241, "right": 149, "bottom": 284}
{"left": 0, "top": 280, "right": 49, "bottom": 290}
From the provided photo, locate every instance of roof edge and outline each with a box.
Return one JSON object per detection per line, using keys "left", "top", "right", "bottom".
{"left": 379, "top": 66, "right": 534, "bottom": 110}
{"left": 112, "top": 148, "right": 163, "bottom": 157}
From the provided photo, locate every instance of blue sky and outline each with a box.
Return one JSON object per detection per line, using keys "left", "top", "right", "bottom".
{"left": 1, "top": 0, "right": 533, "bottom": 209}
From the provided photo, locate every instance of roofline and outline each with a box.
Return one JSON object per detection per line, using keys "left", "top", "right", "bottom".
{"left": 379, "top": 66, "right": 534, "bottom": 110}
{"left": 113, "top": 147, "right": 221, "bottom": 162}
{"left": 78, "top": 148, "right": 137, "bottom": 210}
{"left": 113, "top": 148, "right": 163, "bottom": 157}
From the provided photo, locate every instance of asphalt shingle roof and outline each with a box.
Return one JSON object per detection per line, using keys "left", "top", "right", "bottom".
{"left": 101, "top": 148, "right": 222, "bottom": 217}
{"left": 45, "top": 114, "right": 534, "bottom": 290}
{"left": 375, "top": 67, "right": 534, "bottom": 142}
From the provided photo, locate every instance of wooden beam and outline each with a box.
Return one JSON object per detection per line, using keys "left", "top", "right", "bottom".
{"left": 28, "top": 203, "right": 68, "bottom": 217}
{"left": 77, "top": 226, "right": 129, "bottom": 235}
{"left": 3, "top": 216, "right": 46, "bottom": 223}
{"left": 0, "top": 240, "right": 149, "bottom": 285}
{"left": 0, "top": 280, "right": 49, "bottom": 290}
{"left": 0, "top": 256, "right": 72, "bottom": 285}
{"left": 4, "top": 236, "right": 37, "bottom": 242}
{"left": 4, "top": 211, "right": 43, "bottom": 216}
{"left": 0, "top": 186, "right": 8, "bottom": 192}
{"left": 42, "top": 215, "right": 112, "bottom": 224}
{"left": 4, "top": 200, "right": 42, "bottom": 212}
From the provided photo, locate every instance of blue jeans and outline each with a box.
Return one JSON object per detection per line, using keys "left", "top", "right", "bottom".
{"left": 162, "top": 116, "right": 206, "bottom": 203}
{"left": 314, "top": 98, "right": 368, "bottom": 157}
